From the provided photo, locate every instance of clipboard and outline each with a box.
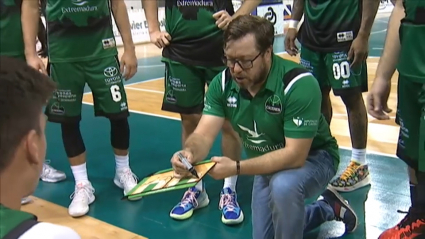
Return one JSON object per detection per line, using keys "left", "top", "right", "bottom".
{"left": 123, "top": 160, "right": 216, "bottom": 200}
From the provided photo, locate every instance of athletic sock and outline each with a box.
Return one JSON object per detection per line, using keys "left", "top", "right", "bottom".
{"left": 351, "top": 148, "right": 366, "bottom": 165}
{"left": 71, "top": 163, "right": 88, "bottom": 183}
{"left": 194, "top": 180, "right": 203, "bottom": 191}
{"left": 115, "top": 154, "right": 130, "bottom": 170}
{"left": 223, "top": 175, "right": 238, "bottom": 191}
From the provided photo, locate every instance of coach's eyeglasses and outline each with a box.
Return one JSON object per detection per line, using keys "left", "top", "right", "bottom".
{"left": 222, "top": 51, "right": 262, "bottom": 70}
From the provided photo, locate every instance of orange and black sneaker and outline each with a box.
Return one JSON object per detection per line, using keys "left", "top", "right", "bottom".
{"left": 378, "top": 207, "right": 425, "bottom": 239}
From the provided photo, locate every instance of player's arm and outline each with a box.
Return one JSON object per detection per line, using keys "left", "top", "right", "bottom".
{"left": 185, "top": 75, "right": 227, "bottom": 164}
{"left": 358, "top": 0, "right": 381, "bottom": 38}
{"left": 240, "top": 71, "right": 321, "bottom": 175}
{"left": 21, "top": 0, "right": 40, "bottom": 59}
{"left": 111, "top": 0, "right": 134, "bottom": 51}
{"left": 291, "top": 0, "right": 304, "bottom": 22}
{"left": 142, "top": 0, "right": 160, "bottom": 33}
{"left": 232, "top": 0, "right": 262, "bottom": 18}
{"left": 375, "top": 0, "right": 404, "bottom": 80}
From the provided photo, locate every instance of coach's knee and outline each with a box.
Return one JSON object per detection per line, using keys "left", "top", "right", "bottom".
{"left": 269, "top": 172, "right": 304, "bottom": 207}
{"left": 110, "top": 118, "right": 130, "bottom": 150}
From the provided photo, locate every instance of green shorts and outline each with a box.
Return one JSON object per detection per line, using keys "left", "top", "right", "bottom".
{"left": 395, "top": 75, "right": 425, "bottom": 172}
{"left": 299, "top": 46, "right": 368, "bottom": 96}
{"left": 45, "top": 56, "right": 129, "bottom": 123}
{"left": 161, "top": 59, "right": 225, "bottom": 114}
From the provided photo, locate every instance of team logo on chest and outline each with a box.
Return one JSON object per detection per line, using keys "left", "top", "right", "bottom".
{"left": 264, "top": 95, "right": 282, "bottom": 114}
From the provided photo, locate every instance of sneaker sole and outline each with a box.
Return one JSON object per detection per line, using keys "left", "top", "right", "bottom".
{"left": 326, "top": 186, "right": 359, "bottom": 233}
{"left": 222, "top": 211, "right": 244, "bottom": 225}
{"left": 329, "top": 174, "right": 371, "bottom": 192}
{"left": 114, "top": 178, "right": 142, "bottom": 201}
{"left": 170, "top": 197, "right": 210, "bottom": 220}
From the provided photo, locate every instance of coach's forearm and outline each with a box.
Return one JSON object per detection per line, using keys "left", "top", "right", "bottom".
{"left": 233, "top": 0, "right": 262, "bottom": 18}
{"left": 184, "top": 133, "right": 214, "bottom": 164}
{"left": 111, "top": 0, "right": 134, "bottom": 51}
{"left": 142, "top": 0, "right": 160, "bottom": 33}
{"left": 21, "top": 0, "right": 40, "bottom": 58}
{"left": 291, "top": 0, "right": 304, "bottom": 21}
{"left": 358, "top": 0, "right": 380, "bottom": 38}
{"left": 375, "top": 0, "right": 404, "bottom": 81}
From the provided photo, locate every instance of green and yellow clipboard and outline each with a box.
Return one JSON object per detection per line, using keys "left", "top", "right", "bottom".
{"left": 123, "top": 160, "right": 216, "bottom": 200}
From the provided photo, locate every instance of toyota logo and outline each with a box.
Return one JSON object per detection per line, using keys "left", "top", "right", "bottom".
{"left": 104, "top": 67, "right": 118, "bottom": 77}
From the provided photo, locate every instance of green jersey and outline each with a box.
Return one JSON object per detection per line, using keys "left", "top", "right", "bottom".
{"left": 162, "top": 0, "right": 234, "bottom": 67}
{"left": 298, "top": 0, "right": 362, "bottom": 52}
{"left": 46, "top": 0, "right": 117, "bottom": 63}
{"left": 0, "top": 0, "right": 24, "bottom": 57}
{"left": 0, "top": 204, "right": 37, "bottom": 238}
{"left": 203, "top": 55, "right": 340, "bottom": 170}
{"left": 397, "top": 0, "right": 425, "bottom": 83}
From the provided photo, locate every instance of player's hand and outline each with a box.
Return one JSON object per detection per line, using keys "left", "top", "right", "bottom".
{"left": 149, "top": 31, "right": 171, "bottom": 49}
{"left": 347, "top": 35, "right": 369, "bottom": 68}
{"left": 170, "top": 150, "right": 193, "bottom": 178}
{"left": 284, "top": 28, "right": 298, "bottom": 56}
{"left": 26, "top": 55, "right": 47, "bottom": 75}
{"left": 208, "top": 156, "right": 237, "bottom": 180}
{"left": 367, "top": 77, "right": 393, "bottom": 120}
{"left": 213, "top": 10, "right": 232, "bottom": 30}
{"left": 120, "top": 49, "right": 138, "bottom": 80}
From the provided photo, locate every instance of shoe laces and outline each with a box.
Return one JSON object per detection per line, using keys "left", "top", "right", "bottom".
{"left": 70, "top": 183, "right": 94, "bottom": 202}
{"left": 219, "top": 193, "right": 236, "bottom": 211}
{"left": 118, "top": 169, "right": 138, "bottom": 185}
{"left": 339, "top": 162, "right": 359, "bottom": 180}
{"left": 180, "top": 190, "right": 198, "bottom": 208}
{"left": 395, "top": 208, "right": 425, "bottom": 230}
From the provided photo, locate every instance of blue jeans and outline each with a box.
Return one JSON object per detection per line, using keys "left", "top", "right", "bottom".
{"left": 251, "top": 150, "right": 337, "bottom": 239}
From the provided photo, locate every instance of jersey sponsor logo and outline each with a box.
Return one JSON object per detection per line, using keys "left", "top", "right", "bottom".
{"left": 177, "top": 0, "right": 213, "bottom": 7}
{"left": 264, "top": 95, "right": 282, "bottom": 114}
{"left": 169, "top": 77, "right": 187, "bottom": 92}
{"left": 336, "top": 31, "right": 353, "bottom": 43}
{"left": 62, "top": 0, "right": 98, "bottom": 14}
{"left": 238, "top": 121, "right": 284, "bottom": 153}
{"left": 227, "top": 96, "right": 237, "bottom": 108}
{"left": 292, "top": 117, "right": 318, "bottom": 127}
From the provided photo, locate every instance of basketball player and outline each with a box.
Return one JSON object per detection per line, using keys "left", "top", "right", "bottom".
{"left": 367, "top": 0, "right": 425, "bottom": 237}
{"left": 285, "top": 0, "right": 380, "bottom": 192}
{"left": 142, "top": 0, "right": 261, "bottom": 224}
{"left": 0, "top": 0, "right": 66, "bottom": 206}
{"left": 21, "top": 0, "right": 140, "bottom": 217}
{"left": 0, "top": 56, "right": 81, "bottom": 239}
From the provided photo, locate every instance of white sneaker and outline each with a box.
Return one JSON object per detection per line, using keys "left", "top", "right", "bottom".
{"left": 21, "top": 197, "right": 32, "bottom": 205}
{"left": 40, "top": 161, "right": 66, "bottom": 183}
{"left": 68, "top": 181, "right": 95, "bottom": 217}
{"left": 113, "top": 168, "right": 140, "bottom": 200}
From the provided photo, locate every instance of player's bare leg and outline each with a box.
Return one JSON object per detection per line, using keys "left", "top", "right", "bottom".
{"left": 170, "top": 114, "right": 243, "bottom": 224}
{"left": 329, "top": 93, "right": 371, "bottom": 192}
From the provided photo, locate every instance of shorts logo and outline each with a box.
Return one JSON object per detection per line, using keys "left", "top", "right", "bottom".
{"left": 104, "top": 67, "right": 118, "bottom": 77}
{"left": 165, "top": 90, "right": 177, "bottom": 103}
{"left": 50, "top": 102, "right": 65, "bottom": 115}
{"left": 265, "top": 95, "right": 282, "bottom": 114}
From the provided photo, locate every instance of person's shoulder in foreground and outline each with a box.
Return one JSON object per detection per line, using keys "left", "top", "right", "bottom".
{"left": 0, "top": 56, "right": 81, "bottom": 239}
{"left": 19, "top": 222, "right": 81, "bottom": 239}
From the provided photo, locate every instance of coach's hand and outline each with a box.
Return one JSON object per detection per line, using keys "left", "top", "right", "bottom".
{"left": 26, "top": 55, "right": 47, "bottom": 75}
{"left": 284, "top": 28, "right": 298, "bottom": 56}
{"left": 213, "top": 10, "right": 232, "bottom": 30}
{"left": 208, "top": 156, "right": 237, "bottom": 180}
{"left": 171, "top": 150, "right": 194, "bottom": 179}
{"left": 120, "top": 50, "right": 137, "bottom": 80}
{"left": 150, "top": 31, "right": 171, "bottom": 49}
{"left": 367, "top": 77, "right": 392, "bottom": 120}
{"left": 348, "top": 35, "right": 368, "bottom": 68}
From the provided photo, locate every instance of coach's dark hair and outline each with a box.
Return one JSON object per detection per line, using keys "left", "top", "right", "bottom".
{"left": 224, "top": 15, "right": 275, "bottom": 53}
{"left": 0, "top": 56, "right": 55, "bottom": 173}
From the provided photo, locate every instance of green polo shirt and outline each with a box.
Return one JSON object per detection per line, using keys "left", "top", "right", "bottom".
{"left": 203, "top": 54, "right": 340, "bottom": 171}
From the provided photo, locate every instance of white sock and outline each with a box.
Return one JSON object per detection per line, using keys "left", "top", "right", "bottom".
{"left": 351, "top": 149, "right": 366, "bottom": 164}
{"left": 115, "top": 154, "right": 129, "bottom": 170}
{"left": 71, "top": 163, "right": 88, "bottom": 183}
{"left": 194, "top": 180, "right": 203, "bottom": 191}
{"left": 223, "top": 175, "right": 238, "bottom": 191}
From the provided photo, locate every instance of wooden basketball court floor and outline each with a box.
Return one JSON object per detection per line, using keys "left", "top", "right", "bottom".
{"left": 21, "top": 16, "right": 412, "bottom": 239}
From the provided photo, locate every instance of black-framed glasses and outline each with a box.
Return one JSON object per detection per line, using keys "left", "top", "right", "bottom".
{"left": 222, "top": 51, "right": 262, "bottom": 70}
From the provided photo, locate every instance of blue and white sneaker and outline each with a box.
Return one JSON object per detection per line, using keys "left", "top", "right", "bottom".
{"left": 169, "top": 185, "right": 210, "bottom": 220}
{"left": 218, "top": 187, "right": 244, "bottom": 225}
